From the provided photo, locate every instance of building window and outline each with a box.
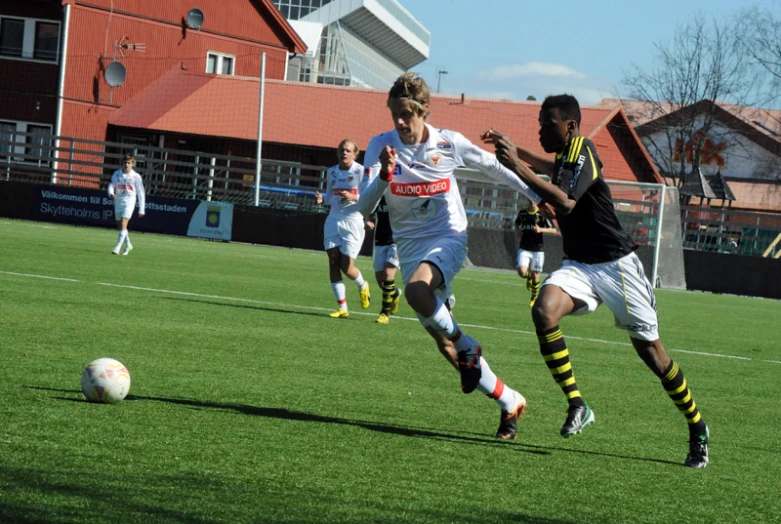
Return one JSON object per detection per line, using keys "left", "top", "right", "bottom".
{"left": 0, "top": 18, "right": 24, "bottom": 57}
{"left": 0, "top": 16, "right": 60, "bottom": 62}
{"left": 25, "top": 125, "right": 51, "bottom": 162}
{"left": 206, "top": 52, "right": 235, "bottom": 75}
{"left": 34, "top": 22, "right": 59, "bottom": 61}
{"left": 0, "top": 121, "right": 52, "bottom": 164}
{"left": 0, "top": 121, "right": 16, "bottom": 156}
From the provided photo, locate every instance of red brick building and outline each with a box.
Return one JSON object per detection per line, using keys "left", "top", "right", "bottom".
{"left": 0, "top": 0, "right": 305, "bottom": 166}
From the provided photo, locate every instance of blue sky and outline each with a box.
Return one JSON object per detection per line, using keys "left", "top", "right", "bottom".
{"left": 402, "top": 0, "right": 778, "bottom": 106}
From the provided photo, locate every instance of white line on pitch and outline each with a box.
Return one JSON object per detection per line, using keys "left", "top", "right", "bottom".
{"left": 0, "top": 270, "right": 81, "bottom": 282}
{"left": 2, "top": 269, "right": 777, "bottom": 365}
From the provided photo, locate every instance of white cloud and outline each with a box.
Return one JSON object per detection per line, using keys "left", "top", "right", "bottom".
{"left": 478, "top": 62, "right": 587, "bottom": 81}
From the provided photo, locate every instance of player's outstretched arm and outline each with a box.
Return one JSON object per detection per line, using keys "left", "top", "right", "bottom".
{"left": 481, "top": 129, "right": 555, "bottom": 175}
{"left": 456, "top": 132, "right": 541, "bottom": 204}
{"left": 483, "top": 129, "right": 575, "bottom": 214}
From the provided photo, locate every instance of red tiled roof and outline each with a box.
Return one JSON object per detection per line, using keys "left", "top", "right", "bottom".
{"left": 110, "top": 68, "right": 660, "bottom": 182}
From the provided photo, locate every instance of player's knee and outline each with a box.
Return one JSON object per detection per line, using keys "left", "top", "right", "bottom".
{"left": 404, "top": 281, "right": 429, "bottom": 311}
{"left": 531, "top": 297, "right": 560, "bottom": 328}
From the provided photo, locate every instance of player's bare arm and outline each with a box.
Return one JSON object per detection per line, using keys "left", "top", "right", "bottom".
{"left": 481, "top": 129, "right": 555, "bottom": 174}
{"left": 315, "top": 191, "right": 324, "bottom": 205}
{"left": 484, "top": 130, "right": 575, "bottom": 214}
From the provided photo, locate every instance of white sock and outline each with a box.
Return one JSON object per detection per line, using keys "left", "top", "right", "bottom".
{"left": 425, "top": 298, "right": 476, "bottom": 352}
{"left": 115, "top": 230, "right": 127, "bottom": 248}
{"left": 124, "top": 232, "right": 132, "bottom": 248}
{"left": 352, "top": 272, "right": 366, "bottom": 289}
{"left": 476, "top": 356, "right": 525, "bottom": 411}
{"left": 331, "top": 281, "right": 347, "bottom": 311}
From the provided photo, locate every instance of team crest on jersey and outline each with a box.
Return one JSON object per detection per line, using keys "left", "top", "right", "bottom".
{"left": 411, "top": 198, "right": 437, "bottom": 220}
{"left": 428, "top": 154, "right": 441, "bottom": 166}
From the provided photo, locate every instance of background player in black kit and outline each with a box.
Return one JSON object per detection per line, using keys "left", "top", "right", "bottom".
{"left": 514, "top": 201, "right": 557, "bottom": 306}
{"left": 482, "top": 94, "right": 710, "bottom": 469}
{"left": 365, "top": 196, "right": 402, "bottom": 324}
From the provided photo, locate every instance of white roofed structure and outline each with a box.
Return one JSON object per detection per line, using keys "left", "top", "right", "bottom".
{"left": 274, "top": 0, "right": 430, "bottom": 90}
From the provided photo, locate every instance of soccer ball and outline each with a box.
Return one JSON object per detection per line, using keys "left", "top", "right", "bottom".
{"left": 80, "top": 358, "right": 131, "bottom": 404}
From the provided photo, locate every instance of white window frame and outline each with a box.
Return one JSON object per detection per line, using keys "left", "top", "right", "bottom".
{"left": 0, "top": 16, "right": 61, "bottom": 64}
{"left": 0, "top": 120, "right": 53, "bottom": 165}
{"left": 205, "top": 51, "right": 235, "bottom": 75}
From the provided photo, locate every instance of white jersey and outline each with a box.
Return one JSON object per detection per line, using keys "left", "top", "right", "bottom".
{"left": 360, "top": 124, "right": 540, "bottom": 243}
{"left": 322, "top": 162, "right": 366, "bottom": 220}
{"left": 108, "top": 169, "right": 146, "bottom": 214}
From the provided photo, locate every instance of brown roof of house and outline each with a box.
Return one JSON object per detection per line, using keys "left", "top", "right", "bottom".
{"left": 109, "top": 68, "right": 662, "bottom": 183}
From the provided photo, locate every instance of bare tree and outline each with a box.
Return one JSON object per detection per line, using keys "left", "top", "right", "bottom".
{"left": 737, "top": 5, "right": 781, "bottom": 102}
{"left": 621, "top": 14, "right": 762, "bottom": 190}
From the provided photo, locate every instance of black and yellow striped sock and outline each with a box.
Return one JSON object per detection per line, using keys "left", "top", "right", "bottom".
{"left": 530, "top": 281, "right": 541, "bottom": 300}
{"left": 381, "top": 279, "right": 395, "bottom": 314}
{"left": 662, "top": 361, "right": 707, "bottom": 436}
{"left": 538, "top": 326, "right": 586, "bottom": 407}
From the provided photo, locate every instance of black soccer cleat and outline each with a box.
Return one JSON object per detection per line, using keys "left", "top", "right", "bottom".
{"left": 685, "top": 426, "right": 710, "bottom": 469}
{"left": 560, "top": 403, "right": 595, "bottom": 438}
{"left": 456, "top": 344, "right": 482, "bottom": 394}
{"left": 496, "top": 398, "right": 527, "bottom": 440}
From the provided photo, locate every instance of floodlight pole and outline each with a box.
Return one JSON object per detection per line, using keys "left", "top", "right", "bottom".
{"left": 254, "top": 52, "right": 266, "bottom": 207}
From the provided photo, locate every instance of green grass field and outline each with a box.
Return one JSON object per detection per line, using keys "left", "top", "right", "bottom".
{"left": 1, "top": 218, "right": 779, "bottom": 524}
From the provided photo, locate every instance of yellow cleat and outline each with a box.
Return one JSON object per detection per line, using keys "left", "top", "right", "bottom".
{"left": 359, "top": 284, "right": 371, "bottom": 309}
{"left": 389, "top": 290, "right": 402, "bottom": 315}
{"left": 376, "top": 313, "right": 390, "bottom": 324}
{"left": 329, "top": 308, "right": 349, "bottom": 318}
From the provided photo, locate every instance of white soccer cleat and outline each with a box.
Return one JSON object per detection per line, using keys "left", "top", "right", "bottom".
{"left": 122, "top": 244, "right": 133, "bottom": 256}
{"left": 111, "top": 246, "right": 121, "bottom": 255}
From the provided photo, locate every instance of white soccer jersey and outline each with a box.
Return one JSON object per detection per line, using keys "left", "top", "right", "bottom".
{"left": 359, "top": 124, "right": 540, "bottom": 243}
{"left": 108, "top": 169, "right": 146, "bottom": 215}
{"left": 322, "top": 162, "right": 366, "bottom": 220}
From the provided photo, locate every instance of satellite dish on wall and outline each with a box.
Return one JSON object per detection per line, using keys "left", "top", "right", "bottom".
{"left": 105, "top": 61, "right": 127, "bottom": 87}
{"left": 186, "top": 8, "right": 204, "bottom": 30}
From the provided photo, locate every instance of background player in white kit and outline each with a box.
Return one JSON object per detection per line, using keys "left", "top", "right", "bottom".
{"left": 359, "top": 73, "right": 541, "bottom": 439}
{"left": 107, "top": 153, "right": 145, "bottom": 255}
{"left": 315, "top": 139, "right": 371, "bottom": 318}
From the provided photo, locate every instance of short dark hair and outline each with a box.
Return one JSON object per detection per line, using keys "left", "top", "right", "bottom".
{"left": 542, "top": 94, "right": 581, "bottom": 126}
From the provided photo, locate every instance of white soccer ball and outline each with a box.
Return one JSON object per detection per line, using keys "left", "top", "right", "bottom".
{"left": 80, "top": 358, "right": 131, "bottom": 404}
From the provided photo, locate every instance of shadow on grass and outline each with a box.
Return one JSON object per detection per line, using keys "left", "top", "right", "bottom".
{"left": 0, "top": 464, "right": 579, "bottom": 524}
{"left": 158, "top": 296, "right": 332, "bottom": 320}
{"left": 26, "top": 386, "right": 681, "bottom": 466}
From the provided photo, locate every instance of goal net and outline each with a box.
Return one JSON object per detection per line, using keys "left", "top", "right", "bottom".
{"left": 454, "top": 168, "right": 687, "bottom": 290}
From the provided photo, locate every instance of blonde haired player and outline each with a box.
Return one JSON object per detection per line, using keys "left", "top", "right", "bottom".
{"left": 107, "top": 153, "right": 145, "bottom": 255}
{"left": 315, "top": 139, "right": 371, "bottom": 318}
{"left": 359, "top": 73, "right": 541, "bottom": 439}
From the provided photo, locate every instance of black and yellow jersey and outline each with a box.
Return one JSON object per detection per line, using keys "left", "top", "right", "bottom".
{"left": 514, "top": 208, "right": 551, "bottom": 252}
{"left": 552, "top": 136, "right": 636, "bottom": 263}
{"left": 372, "top": 196, "right": 395, "bottom": 247}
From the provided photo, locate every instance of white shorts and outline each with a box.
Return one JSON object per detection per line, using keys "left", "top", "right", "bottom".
{"left": 397, "top": 233, "right": 467, "bottom": 305}
{"left": 543, "top": 252, "right": 659, "bottom": 341}
{"left": 114, "top": 198, "right": 136, "bottom": 220}
{"left": 323, "top": 213, "right": 366, "bottom": 259}
{"left": 373, "top": 244, "right": 400, "bottom": 273}
{"left": 516, "top": 249, "right": 545, "bottom": 272}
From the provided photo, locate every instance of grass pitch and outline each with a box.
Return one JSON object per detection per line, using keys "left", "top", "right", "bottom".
{"left": 0, "top": 218, "right": 779, "bottom": 523}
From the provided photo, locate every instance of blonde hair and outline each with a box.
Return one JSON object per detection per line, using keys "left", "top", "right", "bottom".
{"left": 387, "top": 72, "right": 431, "bottom": 119}
{"left": 338, "top": 139, "right": 359, "bottom": 156}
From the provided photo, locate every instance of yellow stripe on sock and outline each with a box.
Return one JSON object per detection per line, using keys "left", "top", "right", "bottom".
{"left": 687, "top": 412, "right": 702, "bottom": 424}
{"left": 544, "top": 349, "right": 569, "bottom": 362}
{"left": 566, "top": 390, "right": 582, "bottom": 400}
{"left": 682, "top": 402, "right": 697, "bottom": 415}
{"left": 674, "top": 392, "right": 692, "bottom": 405}
{"left": 552, "top": 362, "right": 572, "bottom": 375}
{"left": 667, "top": 379, "right": 688, "bottom": 397}
{"left": 543, "top": 330, "right": 563, "bottom": 343}
{"left": 557, "top": 376, "right": 576, "bottom": 387}
{"left": 664, "top": 363, "right": 680, "bottom": 381}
